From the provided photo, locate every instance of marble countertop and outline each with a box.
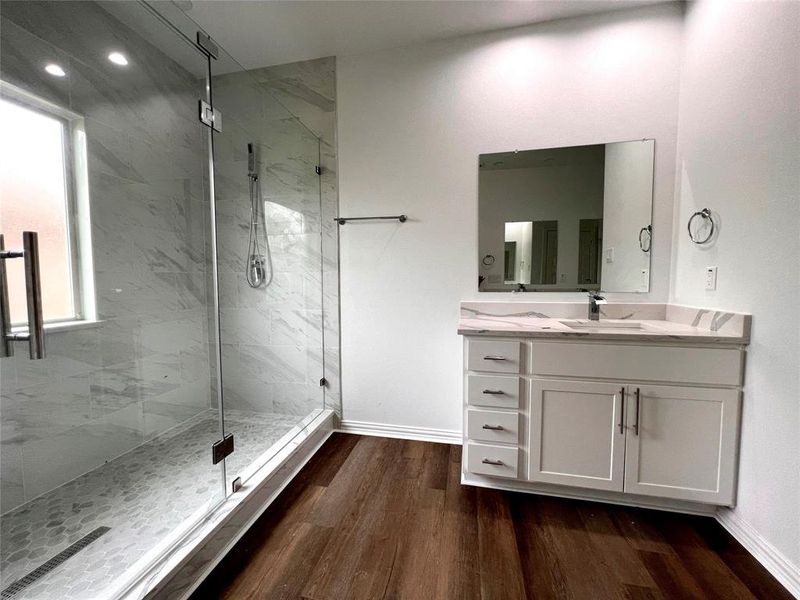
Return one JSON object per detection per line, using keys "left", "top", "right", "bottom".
{"left": 458, "top": 302, "right": 750, "bottom": 344}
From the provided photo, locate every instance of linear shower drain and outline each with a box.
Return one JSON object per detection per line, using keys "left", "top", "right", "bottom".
{"left": 1, "top": 526, "right": 111, "bottom": 598}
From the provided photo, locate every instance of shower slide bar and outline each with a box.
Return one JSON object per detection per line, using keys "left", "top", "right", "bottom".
{"left": 334, "top": 215, "right": 407, "bottom": 225}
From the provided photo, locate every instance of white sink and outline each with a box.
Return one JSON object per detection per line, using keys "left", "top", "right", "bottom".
{"left": 559, "top": 319, "right": 646, "bottom": 330}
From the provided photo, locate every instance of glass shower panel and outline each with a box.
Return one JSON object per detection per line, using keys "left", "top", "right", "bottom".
{"left": 0, "top": 2, "right": 225, "bottom": 598}
{"left": 209, "top": 48, "right": 325, "bottom": 487}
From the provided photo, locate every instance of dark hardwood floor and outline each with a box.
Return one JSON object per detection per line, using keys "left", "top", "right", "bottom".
{"left": 192, "top": 433, "right": 792, "bottom": 600}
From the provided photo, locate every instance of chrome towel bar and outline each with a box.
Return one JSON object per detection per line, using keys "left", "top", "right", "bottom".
{"left": 334, "top": 215, "right": 407, "bottom": 225}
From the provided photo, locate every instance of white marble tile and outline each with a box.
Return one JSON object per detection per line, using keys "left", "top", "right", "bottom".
{"left": 220, "top": 308, "right": 271, "bottom": 346}
{"left": 219, "top": 378, "right": 275, "bottom": 414}
{"left": 21, "top": 422, "right": 143, "bottom": 499}
{"left": 131, "top": 226, "right": 205, "bottom": 274}
{"left": 0, "top": 443, "right": 24, "bottom": 514}
{"left": 270, "top": 382, "right": 323, "bottom": 416}
{"left": 270, "top": 309, "right": 323, "bottom": 348}
{"left": 236, "top": 271, "right": 304, "bottom": 309}
{"left": 95, "top": 267, "right": 178, "bottom": 320}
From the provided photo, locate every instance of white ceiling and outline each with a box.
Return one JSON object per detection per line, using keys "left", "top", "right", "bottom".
{"left": 177, "top": 0, "right": 668, "bottom": 69}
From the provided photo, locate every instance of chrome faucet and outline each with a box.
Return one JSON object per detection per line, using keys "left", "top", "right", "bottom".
{"left": 587, "top": 292, "right": 607, "bottom": 320}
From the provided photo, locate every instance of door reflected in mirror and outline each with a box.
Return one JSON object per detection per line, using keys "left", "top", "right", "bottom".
{"left": 479, "top": 139, "right": 654, "bottom": 293}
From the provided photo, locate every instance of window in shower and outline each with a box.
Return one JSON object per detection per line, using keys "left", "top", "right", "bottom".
{"left": 0, "top": 82, "right": 95, "bottom": 327}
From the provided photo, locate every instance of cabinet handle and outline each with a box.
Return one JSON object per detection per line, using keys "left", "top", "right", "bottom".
{"left": 483, "top": 355, "right": 507, "bottom": 361}
{"left": 634, "top": 387, "right": 641, "bottom": 436}
{"left": 481, "top": 458, "right": 504, "bottom": 466}
{"left": 619, "top": 387, "right": 625, "bottom": 434}
{"left": 482, "top": 389, "right": 505, "bottom": 395}
{"left": 481, "top": 424, "right": 504, "bottom": 431}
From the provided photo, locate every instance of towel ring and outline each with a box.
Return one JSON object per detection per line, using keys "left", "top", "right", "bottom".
{"left": 688, "top": 208, "right": 714, "bottom": 244}
{"left": 638, "top": 225, "right": 652, "bottom": 253}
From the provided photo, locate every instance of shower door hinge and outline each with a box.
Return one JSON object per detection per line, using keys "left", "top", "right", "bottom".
{"left": 199, "top": 100, "right": 222, "bottom": 132}
{"left": 211, "top": 433, "right": 234, "bottom": 464}
{"left": 315, "top": 165, "right": 322, "bottom": 175}
{"left": 196, "top": 31, "right": 219, "bottom": 59}
{"left": 319, "top": 377, "right": 328, "bottom": 387}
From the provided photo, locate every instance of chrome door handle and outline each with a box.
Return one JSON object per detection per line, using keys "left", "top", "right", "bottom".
{"left": 483, "top": 355, "right": 507, "bottom": 361}
{"left": 482, "top": 389, "right": 505, "bottom": 395}
{"left": 481, "top": 458, "right": 503, "bottom": 466}
{"left": 634, "top": 387, "right": 641, "bottom": 436}
{"left": 0, "top": 234, "right": 14, "bottom": 357}
{"left": 481, "top": 424, "right": 504, "bottom": 431}
{"left": 22, "top": 232, "right": 45, "bottom": 359}
{"left": 618, "top": 387, "right": 625, "bottom": 434}
{"left": 0, "top": 232, "right": 45, "bottom": 359}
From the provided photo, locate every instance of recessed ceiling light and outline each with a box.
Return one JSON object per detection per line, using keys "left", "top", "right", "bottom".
{"left": 45, "top": 63, "right": 66, "bottom": 77}
{"left": 108, "top": 52, "right": 128, "bottom": 66}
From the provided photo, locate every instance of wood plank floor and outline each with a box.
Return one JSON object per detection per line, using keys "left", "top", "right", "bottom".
{"left": 192, "top": 434, "right": 792, "bottom": 600}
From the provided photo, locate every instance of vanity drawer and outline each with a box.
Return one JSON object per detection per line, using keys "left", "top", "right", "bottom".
{"left": 466, "top": 442, "right": 519, "bottom": 479}
{"left": 467, "top": 339, "right": 521, "bottom": 373}
{"left": 530, "top": 341, "right": 743, "bottom": 386}
{"left": 467, "top": 375, "right": 521, "bottom": 408}
{"left": 466, "top": 409, "right": 519, "bottom": 444}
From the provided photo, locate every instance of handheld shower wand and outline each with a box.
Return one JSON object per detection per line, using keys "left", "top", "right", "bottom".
{"left": 248, "top": 142, "right": 256, "bottom": 177}
{"left": 245, "top": 143, "right": 273, "bottom": 288}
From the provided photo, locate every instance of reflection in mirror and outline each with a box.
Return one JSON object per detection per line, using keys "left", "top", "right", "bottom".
{"left": 479, "top": 139, "right": 654, "bottom": 293}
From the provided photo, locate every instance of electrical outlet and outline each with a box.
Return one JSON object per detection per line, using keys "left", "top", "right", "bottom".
{"left": 640, "top": 269, "right": 649, "bottom": 292}
{"left": 705, "top": 266, "right": 717, "bottom": 291}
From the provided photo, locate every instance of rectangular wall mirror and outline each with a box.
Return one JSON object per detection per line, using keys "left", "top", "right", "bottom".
{"left": 478, "top": 139, "right": 654, "bottom": 293}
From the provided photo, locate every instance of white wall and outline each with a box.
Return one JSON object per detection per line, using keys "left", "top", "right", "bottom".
{"left": 670, "top": 0, "right": 800, "bottom": 585}
{"left": 602, "top": 139, "right": 654, "bottom": 292}
{"left": 337, "top": 3, "right": 683, "bottom": 433}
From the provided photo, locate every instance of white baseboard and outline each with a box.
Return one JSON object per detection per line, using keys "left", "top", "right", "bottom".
{"left": 716, "top": 508, "right": 800, "bottom": 598}
{"left": 337, "top": 419, "right": 461, "bottom": 444}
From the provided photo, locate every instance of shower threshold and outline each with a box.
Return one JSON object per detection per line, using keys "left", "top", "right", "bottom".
{"left": 0, "top": 409, "right": 330, "bottom": 600}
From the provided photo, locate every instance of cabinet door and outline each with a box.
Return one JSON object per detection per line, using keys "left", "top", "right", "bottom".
{"left": 624, "top": 385, "right": 740, "bottom": 505}
{"left": 529, "top": 379, "right": 625, "bottom": 491}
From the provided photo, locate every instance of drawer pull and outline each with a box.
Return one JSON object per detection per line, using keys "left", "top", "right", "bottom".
{"left": 482, "top": 389, "right": 505, "bottom": 395}
{"left": 481, "top": 458, "right": 504, "bottom": 466}
{"left": 481, "top": 424, "right": 504, "bottom": 431}
{"left": 483, "top": 355, "right": 507, "bottom": 361}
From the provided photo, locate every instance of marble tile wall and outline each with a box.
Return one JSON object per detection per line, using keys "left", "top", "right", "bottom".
{"left": 211, "top": 57, "right": 341, "bottom": 419}
{"left": 0, "top": 2, "right": 218, "bottom": 513}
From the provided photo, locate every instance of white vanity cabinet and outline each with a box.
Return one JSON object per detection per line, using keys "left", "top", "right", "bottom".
{"left": 622, "top": 384, "right": 740, "bottom": 504}
{"left": 462, "top": 336, "right": 745, "bottom": 510}
{"left": 529, "top": 379, "right": 626, "bottom": 492}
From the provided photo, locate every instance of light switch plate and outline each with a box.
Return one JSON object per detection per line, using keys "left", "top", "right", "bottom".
{"left": 605, "top": 248, "right": 614, "bottom": 263}
{"left": 705, "top": 266, "right": 717, "bottom": 291}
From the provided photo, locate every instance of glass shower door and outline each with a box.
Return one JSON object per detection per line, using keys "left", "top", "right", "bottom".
{"left": 209, "top": 46, "right": 326, "bottom": 487}
{"left": 0, "top": 2, "right": 226, "bottom": 598}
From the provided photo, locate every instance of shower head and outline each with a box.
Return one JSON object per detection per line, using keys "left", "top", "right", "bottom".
{"left": 247, "top": 143, "right": 256, "bottom": 177}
